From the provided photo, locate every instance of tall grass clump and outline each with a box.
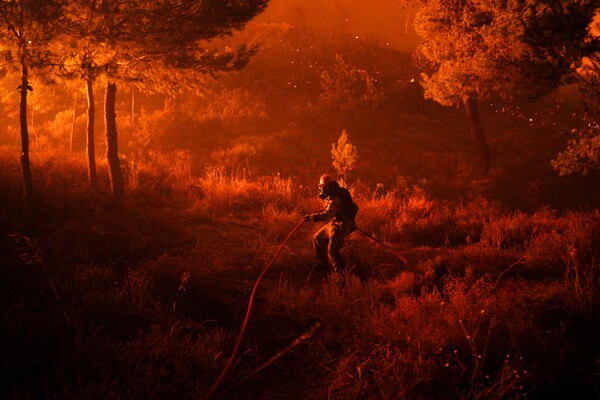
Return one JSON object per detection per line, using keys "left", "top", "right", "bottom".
{"left": 522, "top": 211, "right": 600, "bottom": 311}
{"left": 0, "top": 147, "right": 28, "bottom": 226}
{"left": 480, "top": 207, "right": 559, "bottom": 250}
{"left": 189, "top": 167, "right": 296, "bottom": 218}
{"left": 356, "top": 186, "right": 501, "bottom": 247}
{"left": 0, "top": 148, "right": 108, "bottom": 227}
{"left": 453, "top": 196, "right": 504, "bottom": 244}
{"left": 125, "top": 153, "right": 300, "bottom": 219}
{"left": 392, "top": 187, "right": 490, "bottom": 247}
{"left": 124, "top": 149, "right": 193, "bottom": 205}
{"left": 353, "top": 189, "right": 402, "bottom": 242}
{"left": 259, "top": 202, "right": 305, "bottom": 241}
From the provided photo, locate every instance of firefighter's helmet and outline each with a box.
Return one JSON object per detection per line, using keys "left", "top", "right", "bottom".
{"left": 318, "top": 174, "right": 338, "bottom": 199}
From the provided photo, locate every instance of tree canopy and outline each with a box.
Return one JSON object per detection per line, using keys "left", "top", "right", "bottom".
{"left": 61, "top": 0, "right": 268, "bottom": 92}
{"left": 416, "top": 0, "right": 599, "bottom": 105}
{"left": 414, "top": 0, "right": 600, "bottom": 173}
{"left": 0, "top": 0, "right": 269, "bottom": 213}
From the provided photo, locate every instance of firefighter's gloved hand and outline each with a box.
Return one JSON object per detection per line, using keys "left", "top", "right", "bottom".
{"left": 303, "top": 214, "right": 313, "bottom": 222}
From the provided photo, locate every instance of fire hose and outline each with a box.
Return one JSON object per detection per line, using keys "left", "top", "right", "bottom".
{"left": 354, "top": 226, "right": 410, "bottom": 266}
{"left": 204, "top": 218, "right": 409, "bottom": 398}
{"left": 204, "top": 219, "right": 306, "bottom": 399}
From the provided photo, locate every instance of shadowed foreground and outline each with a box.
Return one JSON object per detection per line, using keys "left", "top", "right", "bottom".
{"left": 1, "top": 150, "right": 599, "bottom": 399}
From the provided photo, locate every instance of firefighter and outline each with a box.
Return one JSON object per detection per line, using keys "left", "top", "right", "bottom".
{"left": 304, "top": 174, "right": 358, "bottom": 273}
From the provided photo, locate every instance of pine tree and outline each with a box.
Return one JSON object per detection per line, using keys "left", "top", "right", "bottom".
{"left": 62, "top": 0, "right": 268, "bottom": 206}
{"left": 552, "top": 55, "right": 600, "bottom": 176}
{"left": 331, "top": 129, "right": 358, "bottom": 183}
{"left": 414, "top": 0, "right": 600, "bottom": 174}
{"left": 0, "top": 0, "right": 68, "bottom": 227}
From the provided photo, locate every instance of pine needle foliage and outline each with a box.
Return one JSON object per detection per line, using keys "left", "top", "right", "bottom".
{"left": 331, "top": 128, "right": 358, "bottom": 183}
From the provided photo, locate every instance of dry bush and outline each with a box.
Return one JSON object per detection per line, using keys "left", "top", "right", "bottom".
{"left": 125, "top": 149, "right": 194, "bottom": 204}
{"left": 353, "top": 190, "right": 401, "bottom": 241}
{"left": 522, "top": 211, "right": 587, "bottom": 269}
{"left": 480, "top": 207, "right": 561, "bottom": 250}
{"left": 8, "top": 149, "right": 111, "bottom": 225}
{"left": 524, "top": 211, "right": 600, "bottom": 311}
{"left": 440, "top": 279, "right": 532, "bottom": 399}
{"left": 0, "top": 146, "right": 25, "bottom": 223}
{"left": 189, "top": 168, "right": 296, "bottom": 218}
{"left": 41, "top": 263, "right": 230, "bottom": 400}
{"left": 453, "top": 196, "right": 504, "bottom": 244}
{"left": 476, "top": 208, "right": 600, "bottom": 303}
{"left": 415, "top": 246, "right": 523, "bottom": 293}
{"left": 480, "top": 211, "right": 533, "bottom": 250}
{"left": 259, "top": 203, "right": 304, "bottom": 241}
{"left": 381, "top": 187, "right": 467, "bottom": 246}
{"left": 351, "top": 186, "right": 503, "bottom": 247}
{"left": 266, "top": 272, "right": 535, "bottom": 399}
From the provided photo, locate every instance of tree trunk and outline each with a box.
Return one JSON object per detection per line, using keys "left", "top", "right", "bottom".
{"left": 19, "top": 59, "right": 34, "bottom": 227}
{"left": 70, "top": 95, "right": 78, "bottom": 153}
{"left": 463, "top": 96, "right": 491, "bottom": 174}
{"left": 86, "top": 78, "right": 98, "bottom": 190}
{"left": 30, "top": 107, "right": 39, "bottom": 150}
{"left": 131, "top": 89, "right": 135, "bottom": 125}
{"left": 104, "top": 81, "right": 124, "bottom": 206}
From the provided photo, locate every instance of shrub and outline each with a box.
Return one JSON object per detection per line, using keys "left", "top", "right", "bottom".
{"left": 331, "top": 129, "right": 358, "bottom": 183}
{"left": 480, "top": 212, "right": 534, "bottom": 250}
{"left": 353, "top": 190, "right": 401, "bottom": 242}
{"left": 188, "top": 168, "right": 296, "bottom": 218}
{"left": 392, "top": 187, "right": 456, "bottom": 246}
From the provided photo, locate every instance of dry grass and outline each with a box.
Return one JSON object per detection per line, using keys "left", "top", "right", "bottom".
{"left": 1, "top": 149, "right": 599, "bottom": 399}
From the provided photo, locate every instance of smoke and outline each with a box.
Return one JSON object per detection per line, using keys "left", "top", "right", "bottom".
{"left": 256, "top": 0, "right": 421, "bottom": 51}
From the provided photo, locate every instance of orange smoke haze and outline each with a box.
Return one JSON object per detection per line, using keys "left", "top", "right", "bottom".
{"left": 256, "top": 0, "right": 421, "bottom": 51}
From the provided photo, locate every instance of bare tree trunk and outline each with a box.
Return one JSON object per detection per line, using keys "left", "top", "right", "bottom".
{"left": 30, "top": 107, "right": 39, "bottom": 150}
{"left": 86, "top": 78, "right": 98, "bottom": 190}
{"left": 131, "top": 89, "right": 135, "bottom": 125}
{"left": 19, "top": 59, "right": 34, "bottom": 227}
{"left": 463, "top": 96, "right": 491, "bottom": 174}
{"left": 70, "top": 95, "right": 78, "bottom": 153}
{"left": 105, "top": 81, "right": 123, "bottom": 206}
